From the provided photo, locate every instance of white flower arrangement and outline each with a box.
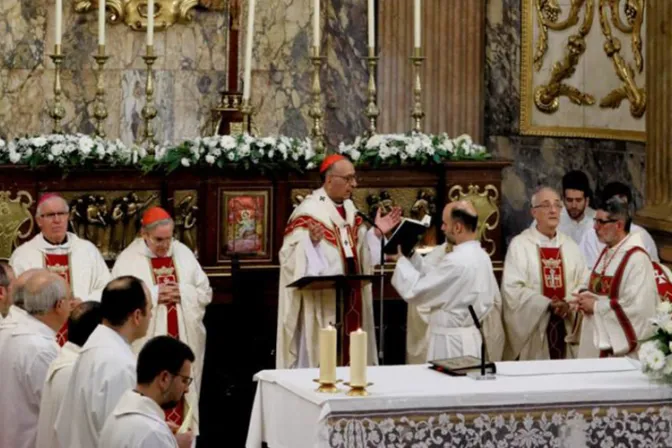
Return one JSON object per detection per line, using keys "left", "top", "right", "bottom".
{"left": 337, "top": 132, "right": 489, "bottom": 167}
{"left": 639, "top": 301, "right": 672, "bottom": 381}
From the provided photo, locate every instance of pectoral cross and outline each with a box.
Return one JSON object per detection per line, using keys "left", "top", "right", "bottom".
{"left": 545, "top": 268, "right": 561, "bottom": 288}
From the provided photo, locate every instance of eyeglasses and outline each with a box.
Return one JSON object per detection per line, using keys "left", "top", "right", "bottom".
{"left": 39, "top": 211, "right": 68, "bottom": 220}
{"left": 148, "top": 235, "right": 173, "bottom": 245}
{"left": 532, "top": 202, "right": 563, "bottom": 211}
{"left": 594, "top": 218, "right": 618, "bottom": 225}
{"left": 331, "top": 174, "right": 359, "bottom": 184}
{"left": 172, "top": 373, "right": 193, "bottom": 386}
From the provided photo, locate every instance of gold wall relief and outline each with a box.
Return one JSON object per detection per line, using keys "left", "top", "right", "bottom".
{"left": 448, "top": 185, "right": 500, "bottom": 256}
{"left": 533, "top": 0, "right": 586, "bottom": 71}
{"left": 172, "top": 190, "right": 199, "bottom": 256}
{"left": 0, "top": 191, "right": 34, "bottom": 260}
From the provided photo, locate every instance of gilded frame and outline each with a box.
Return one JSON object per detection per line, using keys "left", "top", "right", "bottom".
{"left": 218, "top": 188, "right": 272, "bottom": 263}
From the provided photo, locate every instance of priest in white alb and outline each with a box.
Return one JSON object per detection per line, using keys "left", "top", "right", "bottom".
{"left": 10, "top": 193, "right": 111, "bottom": 345}
{"left": 112, "top": 206, "right": 212, "bottom": 433}
{"left": 501, "top": 187, "right": 587, "bottom": 360}
{"left": 0, "top": 261, "right": 16, "bottom": 322}
{"left": 390, "top": 201, "right": 505, "bottom": 362}
{"left": 277, "top": 154, "right": 402, "bottom": 369}
{"left": 573, "top": 196, "right": 658, "bottom": 358}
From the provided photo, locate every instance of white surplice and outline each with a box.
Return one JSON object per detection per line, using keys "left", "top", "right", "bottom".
{"left": 0, "top": 315, "right": 58, "bottom": 448}
{"left": 55, "top": 324, "right": 136, "bottom": 448}
{"left": 9, "top": 232, "right": 111, "bottom": 301}
{"left": 112, "top": 238, "right": 211, "bottom": 433}
{"left": 577, "top": 233, "right": 659, "bottom": 358}
{"left": 579, "top": 224, "right": 659, "bottom": 268}
{"left": 35, "top": 341, "right": 80, "bottom": 448}
{"left": 392, "top": 240, "right": 504, "bottom": 362}
{"left": 99, "top": 390, "right": 178, "bottom": 448}
{"left": 501, "top": 227, "right": 587, "bottom": 360}
{"left": 558, "top": 206, "right": 596, "bottom": 245}
{"left": 277, "top": 187, "right": 381, "bottom": 369}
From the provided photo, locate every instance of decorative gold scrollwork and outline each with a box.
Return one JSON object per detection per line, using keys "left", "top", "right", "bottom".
{"left": 74, "top": 0, "right": 201, "bottom": 31}
{"left": 533, "top": 0, "right": 585, "bottom": 71}
{"left": 173, "top": 191, "right": 199, "bottom": 256}
{"left": 0, "top": 191, "right": 34, "bottom": 260}
{"left": 598, "top": 0, "right": 646, "bottom": 118}
{"left": 534, "top": 0, "right": 595, "bottom": 113}
{"left": 448, "top": 185, "right": 500, "bottom": 256}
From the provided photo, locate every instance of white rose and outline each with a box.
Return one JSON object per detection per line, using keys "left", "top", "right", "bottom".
{"left": 220, "top": 136, "right": 237, "bottom": 150}
{"left": 9, "top": 151, "right": 20, "bottom": 164}
{"left": 647, "top": 348, "right": 666, "bottom": 371}
{"left": 51, "top": 144, "right": 64, "bottom": 156}
{"left": 663, "top": 356, "right": 672, "bottom": 375}
{"left": 31, "top": 137, "right": 47, "bottom": 147}
{"left": 205, "top": 154, "right": 216, "bottom": 164}
{"left": 268, "top": 149, "right": 275, "bottom": 158}
{"left": 47, "top": 154, "right": 54, "bottom": 161}
{"left": 306, "top": 161, "right": 316, "bottom": 170}
{"left": 227, "top": 152, "right": 235, "bottom": 161}
{"left": 350, "top": 149, "right": 361, "bottom": 161}
{"left": 0, "top": 139, "right": 5, "bottom": 148}
{"left": 181, "top": 158, "right": 190, "bottom": 167}
{"left": 79, "top": 136, "right": 94, "bottom": 155}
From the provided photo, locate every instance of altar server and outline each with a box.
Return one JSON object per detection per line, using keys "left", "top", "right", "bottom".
{"left": 99, "top": 336, "right": 196, "bottom": 448}
{"left": 35, "top": 301, "right": 102, "bottom": 448}
{"left": 502, "top": 187, "right": 586, "bottom": 360}
{"left": 558, "top": 170, "right": 596, "bottom": 244}
{"left": 573, "top": 197, "right": 658, "bottom": 358}
{"left": 55, "top": 276, "right": 152, "bottom": 448}
{"left": 277, "top": 154, "right": 402, "bottom": 369}
{"left": 10, "top": 193, "right": 111, "bottom": 345}
{"left": 0, "top": 271, "right": 70, "bottom": 448}
{"left": 391, "top": 201, "right": 505, "bottom": 362}
{"left": 112, "top": 206, "right": 211, "bottom": 432}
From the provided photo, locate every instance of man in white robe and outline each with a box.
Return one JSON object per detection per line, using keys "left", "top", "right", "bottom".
{"left": 10, "top": 193, "right": 111, "bottom": 345}
{"left": 112, "top": 206, "right": 211, "bottom": 432}
{"left": 391, "top": 201, "right": 505, "bottom": 362}
{"left": 0, "top": 261, "right": 17, "bottom": 322}
{"left": 0, "top": 271, "right": 70, "bottom": 448}
{"left": 573, "top": 197, "right": 658, "bottom": 358}
{"left": 55, "top": 276, "right": 152, "bottom": 448}
{"left": 277, "top": 154, "right": 402, "bottom": 369}
{"left": 35, "top": 301, "right": 102, "bottom": 448}
{"left": 558, "top": 170, "right": 596, "bottom": 244}
{"left": 100, "top": 336, "right": 196, "bottom": 448}
{"left": 579, "top": 182, "right": 658, "bottom": 267}
{"left": 502, "top": 187, "right": 587, "bottom": 361}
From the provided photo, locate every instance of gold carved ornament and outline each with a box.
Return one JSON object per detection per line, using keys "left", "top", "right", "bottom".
{"left": 0, "top": 191, "right": 34, "bottom": 260}
{"left": 448, "top": 185, "right": 500, "bottom": 256}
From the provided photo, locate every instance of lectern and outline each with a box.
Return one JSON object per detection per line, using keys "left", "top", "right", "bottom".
{"left": 288, "top": 274, "right": 378, "bottom": 364}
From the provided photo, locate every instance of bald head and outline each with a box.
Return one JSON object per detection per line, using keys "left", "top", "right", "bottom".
{"left": 12, "top": 268, "right": 45, "bottom": 309}
{"left": 22, "top": 271, "right": 70, "bottom": 315}
{"left": 441, "top": 200, "right": 479, "bottom": 245}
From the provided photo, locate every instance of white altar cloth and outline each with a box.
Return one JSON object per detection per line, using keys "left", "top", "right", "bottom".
{"left": 246, "top": 359, "right": 672, "bottom": 448}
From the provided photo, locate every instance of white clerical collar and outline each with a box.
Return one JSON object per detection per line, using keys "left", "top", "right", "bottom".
{"left": 40, "top": 232, "right": 72, "bottom": 250}
{"left": 531, "top": 225, "right": 559, "bottom": 246}
{"left": 140, "top": 238, "right": 173, "bottom": 259}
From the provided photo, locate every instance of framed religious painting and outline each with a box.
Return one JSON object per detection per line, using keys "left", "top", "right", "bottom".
{"left": 218, "top": 188, "right": 272, "bottom": 263}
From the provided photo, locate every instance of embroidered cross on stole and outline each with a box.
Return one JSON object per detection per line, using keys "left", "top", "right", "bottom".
{"left": 44, "top": 253, "right": 72, "bottom": 346}
{"left": 149, "top": 256, "right": 185, "bottom": 426}
{"left": 538, "top": 247, "right": 567, "bottom": 360}
{"left": 653, "top": 262, "right": 672, "bottom": 303}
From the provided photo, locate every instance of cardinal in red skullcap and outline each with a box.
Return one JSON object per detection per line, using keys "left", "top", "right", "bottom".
{"left": 276, "top": 153, "right": 402, "bottom": 370}
{"left": 111, "top": 202, "right": 211, "bottom": 433}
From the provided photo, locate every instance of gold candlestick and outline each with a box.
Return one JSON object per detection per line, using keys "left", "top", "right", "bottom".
{"left": 93, "top": 45, "right": 110, "bottom": 138}
{"left": 308, "top": 46, "right": 326, "bottom": 154}
{"left": 240, "top": 97, "right": 252, "bottom": 135}
{"left": 48, "top": 45, "right": 66, "bottom": 134}
{"left": 312, "top": 378, "right": 342, "bottom": 394}
{"left": 410, "top": 47, "right": 425, "bottom": 133}
{"left": 141, "top": 45, "right": 158, "bottom": 150}
{"left": 365, "top": 48, "right": 379, "bottom": 136}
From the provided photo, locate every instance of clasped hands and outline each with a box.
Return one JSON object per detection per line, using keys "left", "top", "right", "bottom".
{"left": 569, "top": 290, "right": 598, "bottom": 315}
{"left": 307, "top": 206, "right": 403, "bottom": 246}
{"left": 158, "top": 282, "right": 181, "bottom": 305}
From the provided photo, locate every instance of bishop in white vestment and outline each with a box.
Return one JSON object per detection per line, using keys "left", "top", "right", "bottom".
{"left": 277, "top": 154, "right": 401, "bottom": 369}
{"left": 502, "top": 188, "right": 587, "bottom": 361}
{"left": 112, "top": 206, "right": 212, "bottom": 432}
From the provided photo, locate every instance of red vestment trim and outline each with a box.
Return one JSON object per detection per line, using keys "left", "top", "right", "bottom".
{"left": 44, "top": 253, "right": 71, "bottom": 347}
{"left": 653, "top": 262, "right": 672, "bottom": 303}
{"left": 284, "top": 215, "right": 338, "bottom": 248}
{"left": 538, "top": 247, "right": 567, "bottom": 359}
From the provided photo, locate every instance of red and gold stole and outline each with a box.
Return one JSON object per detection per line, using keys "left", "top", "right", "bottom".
{"left": 653, "top": 262, "right": 672, "bottom": 303}
{"left": 44, "top": 253, "right": 72, "bottom": 346}
{"left": 538, "top": 247, "right": 567, "bottom": 359}
{"left": 148, "top": 256, "right": 184, "bottom": 425}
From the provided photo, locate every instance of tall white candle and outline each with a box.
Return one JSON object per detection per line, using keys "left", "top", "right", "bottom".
{"left": 313, "top": 0, "right": 320, "bottom": 51}
{"left": 414, "top": 0, "right": 421, "bottom": 48}
{"left": 147, "top": 0, "right": 154, "bottom": 47}
{"left": 55, "top": 0, "right": 62, "bottom": 46}
{"left": 242, "top": 0, "right": 256, "bottom": 100}
{"left": 367, "top": 0, "right": 375, "bottom": 49}
{"left": 98, "top": 0, "right": 106, "bottom": 46}
{"left": 349, "top": 328, "right": 367, "bottom": 387}
{"left": 319, "top": 326, "right": 337, "bottom": 384}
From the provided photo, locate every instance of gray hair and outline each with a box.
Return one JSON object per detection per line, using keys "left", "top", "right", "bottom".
{"left": 23, "top": 272, "right": 69, "bottom": 315}
{"left": 531, "top": 186, "right": 560, "bottom": 207}
{"left": 36, "top": 196, "right": 70, "bottom": 217}
{"left": 603, "top": 196, "right": 632, "bottom": 232}
{"left": 143, "top": 218, "right": 174, "bottom": 232}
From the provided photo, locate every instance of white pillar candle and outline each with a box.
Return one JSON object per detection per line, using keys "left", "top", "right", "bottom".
{"left": 368, "top": 0, "right": 375, "bottom": 50}
{"left": 414, "top": 0, "right": 421, "bottom": 48}
{"left": 55, "top": 0, "right": 62, "bottom": 46}
{"left": 349, "top": 328, "right": 367, "bottom": 387}
{"left": 242, "top": 0, "right": 256, "bottom": 100}
{"left": 319, "top": 325, "right": 337, "bottom": 383}
{"left": 313, "top": 0, "right": 320, "bottom": 51}
{"left": 98, "top": 0, "right": 106, "bottom": 46}
{"left": 147, "top": 0, "right": 154, "bottom": 47}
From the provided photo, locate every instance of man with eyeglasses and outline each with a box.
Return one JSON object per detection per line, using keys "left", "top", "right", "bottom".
{"left": 99, "top": 336, "right": 196, "bottom": 448}
{"left": 112, "top": 206, "right": 211, "bottom": 434}
{"left": 572, "top": 196, "right": 658, "bottom": 358}
{"left": 501, "top": 187, "right": 587, "bottom": 361}
{"left": 9, "top": 193, "right": 111, "bottom": 345}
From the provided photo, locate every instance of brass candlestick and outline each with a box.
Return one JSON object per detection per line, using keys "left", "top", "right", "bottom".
{"left": 312, "top": 378, "right": 342, "bottom": 394}
{"left": 240, "top": 97, "right": 252, "bottom": 135}
{"left": 365, "top": 47, "right": 379, "bottom": 136}
{"left": 410, "top": 47, "right": 425, "bottom": 133}
{"left": 93, "top": 45, "right": 110, "bottom": 138}
{"left": 344, "top": 382, "right": 373, "bottom": 397}
{"left": 141, "top": 45, "right": 158, "bottom": 150}
{"left": 49, "top": 45, "right": 66, "bottom": 134}
{"left": 308, "top": 46, "right": 326, "bottom": 155}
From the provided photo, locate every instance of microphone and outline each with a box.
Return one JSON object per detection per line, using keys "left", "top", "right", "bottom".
{"left": 468, "top": 305, "right": 486, "bottom": 376}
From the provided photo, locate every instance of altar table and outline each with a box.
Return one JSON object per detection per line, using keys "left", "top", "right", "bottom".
{"left": 246, "top": 359, "right": 672, "bottom": 448}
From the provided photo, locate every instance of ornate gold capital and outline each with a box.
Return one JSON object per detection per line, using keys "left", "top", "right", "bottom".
{"left": 74, "top": 0, "right": 205, "bottom": 31}
{"left": 0, "top": 191, "right": 34, "bottom": 259}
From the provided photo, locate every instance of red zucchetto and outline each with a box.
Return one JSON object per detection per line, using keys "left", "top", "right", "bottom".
{"left": 141, "top": 206, "right": 172, "bottom": 226}
{"left": 319, "top": 154, "right": 347, "bottom": 173}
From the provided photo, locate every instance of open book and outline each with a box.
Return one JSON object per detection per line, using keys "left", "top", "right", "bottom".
{"left": 383, "top": 215, "right": 431, "bottom": 256}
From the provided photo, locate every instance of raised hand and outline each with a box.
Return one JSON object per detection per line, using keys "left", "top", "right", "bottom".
{"left": 374, "top": 206, "right": 403, "bottom": 236}
{"left": 308, "top": 221, "right": 324, "bottom": 246}
{"left": 175, "top": 431, "right": 195, "bottom": 448}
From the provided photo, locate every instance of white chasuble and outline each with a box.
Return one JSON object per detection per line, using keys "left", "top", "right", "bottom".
{"left": 501, "top": 227, "right": 586, "bottom": 361}
{"left": 277, "top": 187, "right": 380, "bottom": 369}
{"left": 112, "top": 238, "right": 212, "bottom": 434}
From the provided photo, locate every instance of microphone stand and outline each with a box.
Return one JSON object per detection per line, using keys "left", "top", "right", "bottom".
{"left": 468, "top": 305, "right": 486, "bottom": 377}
